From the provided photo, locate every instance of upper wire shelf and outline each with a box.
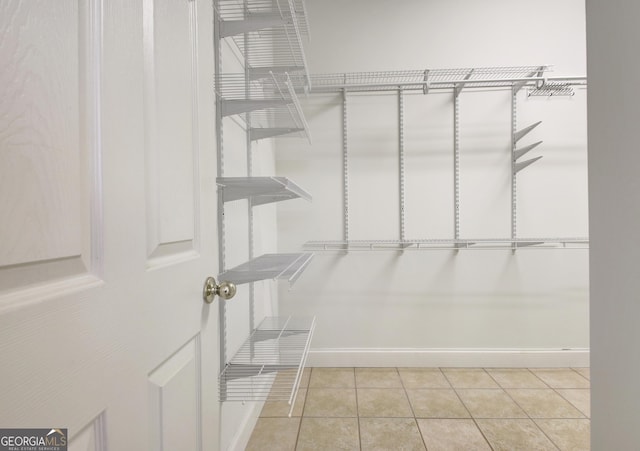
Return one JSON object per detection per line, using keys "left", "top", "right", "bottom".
{"left": 215, "top": 0, "right": 310, "bottom": 89}
{"left": 217, "top": 176, "right": 312, "bottom": 205}
{"left": 216, "top": 72, "right": 311, "bottom": 142}
{"left": 306, "top": 66, "right": 586, "bottom": 93}
{"left": 218, "top": 253, "right": 314, "bottom": 285}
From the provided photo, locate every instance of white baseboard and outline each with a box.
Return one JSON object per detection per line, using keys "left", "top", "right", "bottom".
{"left": 226, "top": 401, "right": 263, "bottom": 451}
{"left": 308, "top": 348, "right": 590, "bottom": 368}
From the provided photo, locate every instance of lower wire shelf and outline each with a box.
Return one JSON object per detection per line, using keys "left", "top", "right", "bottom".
{"left": 219, "top": 316, "right": 316, "bottom": 417}
{"left": 304, "top": 238, "right": 589, "bottom": 251}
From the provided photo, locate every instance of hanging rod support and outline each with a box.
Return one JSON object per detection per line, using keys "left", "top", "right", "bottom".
{"left": 513, "top": 66, "right": 547, "bottom": 93}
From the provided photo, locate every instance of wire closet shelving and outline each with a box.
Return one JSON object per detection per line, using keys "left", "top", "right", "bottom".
{"left": 306, "top": 65, "right": 586, "bottom": 94}
{"left": 217, "top": 176, "right": 312, "bottom": 205}
{"left": 215, "top": 0, "right": 311, "bottom": 89}
{"left": 218, "top": 253, "right": 314, "bottom": 286}
{"left": 219, "top": 316, "right": 315, "bottom": 417}
{"left": 216, "top": 72, "right": 311, "bottom": 142}
{"left": 305, "top": 238, "right": 589, "bottom": 252}
{"left": 214, "top": 0, "right": 315, "bottom": 410}
{"left": 299, "top": 65, "right": 588, "bottom": 252}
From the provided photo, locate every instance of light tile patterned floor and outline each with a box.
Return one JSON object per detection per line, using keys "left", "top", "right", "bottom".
{"left": 246, "top": 367, "right": 590, "bottom": 450}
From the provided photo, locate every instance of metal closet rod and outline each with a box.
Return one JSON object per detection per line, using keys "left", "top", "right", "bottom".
{"left": 310, "top": 76, "right": 587, "bottom": 92}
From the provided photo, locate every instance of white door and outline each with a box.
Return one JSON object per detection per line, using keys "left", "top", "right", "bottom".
{"left": 0, "top": 1, "right": 222, "bottom": 450}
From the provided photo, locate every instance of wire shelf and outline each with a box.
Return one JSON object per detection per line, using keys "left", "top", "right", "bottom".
{"left": 216, "top": 0, "right": 309, "bottom": 35}
{"left": 216, "top": 0, "right": 310, "bottom": 88}
{"left": 219, "top": 316, "right": 315, "bottom": 416}
{"left": 218, "top": 253, "right": 314, "bottom": 285}
{"left": 216, "top": 72, "right": 311, "bottom": 142}
{"left": 304, "top": 238, "right": 589, "bottom": 251}
{"left": 305, "top": 66, "right": 587, "bottom": 93}
{"left": 217, "top": 176, "right": 312, "bottom": 205}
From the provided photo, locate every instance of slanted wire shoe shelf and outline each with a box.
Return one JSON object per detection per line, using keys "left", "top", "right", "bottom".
{"left": 219, "top": 316, "right": 315, "bottom": 410}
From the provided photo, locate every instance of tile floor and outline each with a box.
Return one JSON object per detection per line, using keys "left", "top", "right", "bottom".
{"left": 246, "top": 367, "right": 590, "bottom": 451}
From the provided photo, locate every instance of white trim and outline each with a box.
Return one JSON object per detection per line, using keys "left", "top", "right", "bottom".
{"left": 0, "top": 274, "right": 104, "bottom": 315}
{"left": 88, "top": 0, "right": 104, "bottom": 279}
{"left": 308, "top": 348, "right": 590, "bottom": 368}
{"left": 225, "top": 402, "right": 263, "bottom": 451}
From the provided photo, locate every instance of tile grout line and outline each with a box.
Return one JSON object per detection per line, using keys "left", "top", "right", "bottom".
{"left": 444, "top": 368, "right": 496, "bottom": 451}
{"left": 503, "top": 368, "right": 588, "bottom": 419}
{"left": 396, "top": 367, "right": 429, "bottom": 451}
{"left": 570, "top": 367, "right": 590, "bottom": 381}
{"left": 353, "top": 368, "right": 362, "bottom": 451}
{"left": 552, "top": 387, "right": 590, "bottom": 419}
{"left": 495, "top": 370, "right": 556, "bottom": 446}
{"left": 549, "top": 368, "right": 591, "bottom": 419}
{"left": 494, "top": 368, "right": 564, "bottom": 451}
{"left": 293, "top": 368, "right": 311, "bottom": 450}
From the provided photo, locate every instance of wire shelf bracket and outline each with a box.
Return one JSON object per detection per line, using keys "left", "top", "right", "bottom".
{"left": 514, "top": 155, "right": 544, "bottom": 174}
{"left": 513, "top": 141, "right": 543, "bottom": 160}
{"left": 514, "top": 121, "right": 543, "bottom": 143}
{"left": 454, "top": 69, "right": 474, "bottom": 98}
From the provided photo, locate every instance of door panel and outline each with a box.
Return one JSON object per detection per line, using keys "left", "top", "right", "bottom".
{"left": 0, "top": 0, "right": 95, "bottom": 294}
{"left": 144, "top": 0, "right": 200, "bottom": 265}
{"left": 68, "top": 415, "right": 106, "bottom": 451}
{"left": 149, "top": 336, "right": 201, "bottom": 451}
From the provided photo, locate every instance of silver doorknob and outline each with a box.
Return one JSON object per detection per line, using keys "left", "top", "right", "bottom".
{"left": 203, "top": 276, "right": 237, "bottom": 303}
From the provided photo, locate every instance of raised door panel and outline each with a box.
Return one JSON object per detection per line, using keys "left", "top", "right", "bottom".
{"left": 68, "top": 414, "right": 106, "bottom": 451}
{"left": 149, "top": 336, "right": 201, "bottom": 451}
{"left": 0, "top": 1, "right": 101, "bottom": 299}
{"left": 144, "top": 0, "right": 200, "bottom": 266}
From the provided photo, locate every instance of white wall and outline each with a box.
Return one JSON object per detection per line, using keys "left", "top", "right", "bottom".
{"left": 586, "top": 1, "right": 640, "bottom": 447}
{"left": 276, "top": 0, "right": 589, "bottom": 366}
